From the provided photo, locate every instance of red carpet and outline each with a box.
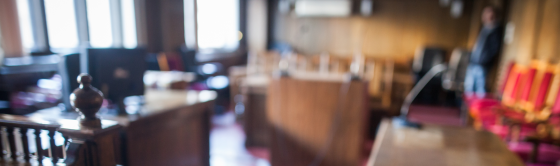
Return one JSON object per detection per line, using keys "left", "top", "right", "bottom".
{"left": 407, "top": 105, "right": 463, "bottom": 126}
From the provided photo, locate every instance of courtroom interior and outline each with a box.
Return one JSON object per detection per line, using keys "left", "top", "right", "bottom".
{"left": 0, "top": 0, "right": 559, "bottom": 166}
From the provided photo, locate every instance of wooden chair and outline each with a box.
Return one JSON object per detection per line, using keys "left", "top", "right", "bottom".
{"left": 364, "top": 58, "right": 394, "bottom": 111}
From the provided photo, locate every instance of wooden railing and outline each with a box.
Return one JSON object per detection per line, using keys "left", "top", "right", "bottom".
{"left": 0, "top": 114, "right": 121, "bottom": 165}
{"left": 0, "top": 74, "right": 123, "bottom": 165}
{"left": 0, "top": 114, "right": 61, "bottom": 165}
{"left": 0, "top": 73, "right": 215, "bottom": 166}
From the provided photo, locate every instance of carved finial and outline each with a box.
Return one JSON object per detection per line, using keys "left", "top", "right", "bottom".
{"left": 70, "top": 73, "right": 104, "bottom": 128}
{"left": 77, "top": 74, "right": 92, "bottom": 87}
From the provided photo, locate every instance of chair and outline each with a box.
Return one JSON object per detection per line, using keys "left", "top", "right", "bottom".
{"left": 492, "top": 62, "right": 554, "bottom": 139}
{"left": 59, "top": 53, "right": 81, "bottom": 112}
{"left": 468, "top": 63, "right": 528, "bottom": 128}
{"left": 509, "top": 115, "right": 560, "bottom": 165}
{"left": 412, "top": 47, "right": 446, "bottom": 105}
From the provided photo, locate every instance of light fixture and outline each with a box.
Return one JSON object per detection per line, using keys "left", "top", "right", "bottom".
{"left": 294, "top": 0, "right": 352, "bottom": 17}
{"left": 450, "top": 0, "right": 463, "bottom": 18}
{"left": 360, "top": 0, "right": 373, "bottom": 16}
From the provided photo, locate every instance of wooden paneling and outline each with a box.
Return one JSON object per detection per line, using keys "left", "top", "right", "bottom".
{"left": 535, "top": 0, "right": 560, "bottom": 63}
{"left": 124, "top": 90, "right": 213, "bottom": 166}
{"left": 276, "top": 0, "right": 474, "bottom": 58}
{"left": 266, "top": 77, "right": 367, "bottom": 166}
{"left": 0, "top": 0, "right": 25, "bottom": 57}
{"left": 141, "top": 0, "right": 185, "bottom": 53}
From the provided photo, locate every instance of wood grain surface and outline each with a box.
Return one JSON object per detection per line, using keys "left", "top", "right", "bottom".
{"left": 367, "top": 119, "right": 525, "bottom": 166}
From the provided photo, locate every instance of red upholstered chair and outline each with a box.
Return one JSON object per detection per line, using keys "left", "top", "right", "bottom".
{"left": 494, "top": 64, "right": 554, "bottom": 139}
{"left": 499, "top": 63, "right": 560, "bottom": 165}
{"left": 468, "top": 64, "right": 529, "bottom": 129}
{"left": 476, "top": 61, "right": 554, "bottom": 140}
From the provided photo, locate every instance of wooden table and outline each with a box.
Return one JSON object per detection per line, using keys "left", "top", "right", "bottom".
{"left": 367, "top": 119, "right": 524, "bottom": 166}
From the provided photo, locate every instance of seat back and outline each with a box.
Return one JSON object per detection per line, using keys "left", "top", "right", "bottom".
{"left": 498, "top": 62, "right": 515, "bottom": 97}
{"left": 551, "top": 66, "right": 560, "bottom": 114}
{"left": 521, "top": 61, "right": 554, "bottom": 112}
{"left": 546, "top": 65, "right": 560, "bottom": 111}
{"left": 519, "top": 65, "right": 538, "bottom": 104}
{"left": 502, "top": 64, "right": 528, "bottom": 106}
{"left": 412, "top": 47, "right": 445, "bottom": 78}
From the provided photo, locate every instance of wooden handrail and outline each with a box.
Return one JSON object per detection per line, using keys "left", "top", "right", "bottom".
{"left": 0, "top": 114, "right": 60, "bottom": 130}
{"left": 0, "top": 113, "right": 122, "bottom": 165}
{"left": 0, "top": 74, "right": 123, "bottom": 165}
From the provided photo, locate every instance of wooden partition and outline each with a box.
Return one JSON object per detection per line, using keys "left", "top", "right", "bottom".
{"left": 27, "top": 90, "right": 215, "bottom": 166}
{"left": 267, "top": 77, "right": 368, "bottom": 166}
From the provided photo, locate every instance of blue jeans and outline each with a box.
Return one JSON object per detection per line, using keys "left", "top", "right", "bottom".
{"left": 464, "top": 64, "right": 487, "bottom": 98}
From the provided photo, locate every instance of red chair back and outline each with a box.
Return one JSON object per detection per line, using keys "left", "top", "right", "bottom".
{"left": 522, "top": 61, "right": 553, "bottom": 112}
{"left": 502, "top": 65, "right": 527, "bottom": 106}
{"left": 534, "top": 71, "right": 553, "bottom": 111}
{"left": 499, "top": 62, "right": 515, "bottom": 95}
{"left": 520, "top": 67, "right": 537, "bottom": 102}
{"left": 552, "top": 85, "right": 560, "bottom": 114}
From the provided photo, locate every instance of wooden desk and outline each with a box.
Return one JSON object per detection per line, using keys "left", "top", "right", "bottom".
{"left": 367, "top": 119, "right": 524, "bottom": 166}
{"left": 267, "top": 77, "right": 368, "bottom": 166}
{"left": 28, "top": 90, "right": 216, "bottom": 166}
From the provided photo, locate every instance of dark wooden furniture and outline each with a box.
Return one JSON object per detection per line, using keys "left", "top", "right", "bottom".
{"left": 240, "top": 75, "right": 270, "bottom": 147}
{"left": 266, "top": 77, "right": 368, "bottom": 166}
{"left": 28, "top": 89, "right": 215, "bottom": 166}
{"left": 0, "top": 108, "right": 121, "bottom": 166}
{"left": 120, "top": 90, "right": 213, "bottom": 166}
{"left": 367, "top": 119, "right": 525, "bottom": 166}
{"left": 0, "top": 72, "right": 215, "bottom": 166}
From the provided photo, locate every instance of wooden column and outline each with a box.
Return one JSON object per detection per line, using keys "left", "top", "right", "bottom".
{"left": 0, "top": 0, "right": 25, "bottom": 57}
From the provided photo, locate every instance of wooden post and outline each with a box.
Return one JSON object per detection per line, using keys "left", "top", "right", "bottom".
{"left": 59, "top": 74, "right": 123, "bottom": 166}
{"left": 58, "top": 121, "right": 122, "bottom": 166}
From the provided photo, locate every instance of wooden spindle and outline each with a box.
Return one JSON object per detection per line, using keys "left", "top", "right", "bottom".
{"left": 63, "top": 136, "right": 69, "bottom": 146}
{"left": 6, "top": 127, "right": 17, "bottom": 162}
{"left": 19, "top": 128, "right": 30, "bottom": 162}
{"left": 63, "top": 135, "right": 69, "bottom": 159}
{"left": 34, "top": 129, "right": 43, "bottom": 163}
{"left": 48, "top": 130, "right": 58, "bottom": 164}
{"left": 0, "top": 127, "right": 5, "bottom": 160}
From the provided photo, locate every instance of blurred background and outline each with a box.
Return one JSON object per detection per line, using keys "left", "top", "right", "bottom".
{"left": 0, "top": 0, "right": 559, "bottom": 166}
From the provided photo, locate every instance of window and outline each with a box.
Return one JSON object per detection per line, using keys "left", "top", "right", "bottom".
{"left": 121, "top": 0, "right": 138, "bottom": 49}
{"left": 13, "top": 0, "right": 139, "bottom": 53}
{"left": 86, "top": 0, "right": 113, "bottom": 48}
{"left": 16, "top": 0, "right": 34, "bottom": 51}
{"left": 44, "top": 0, "right": 79, "bottom": 49}
{"left": 195, "top": 0, "right": 240, "bottom": 52}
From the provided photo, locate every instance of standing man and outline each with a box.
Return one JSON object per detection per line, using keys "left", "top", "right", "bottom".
{"left": 464, "top": 6, "right": 503, "bottom": 98}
